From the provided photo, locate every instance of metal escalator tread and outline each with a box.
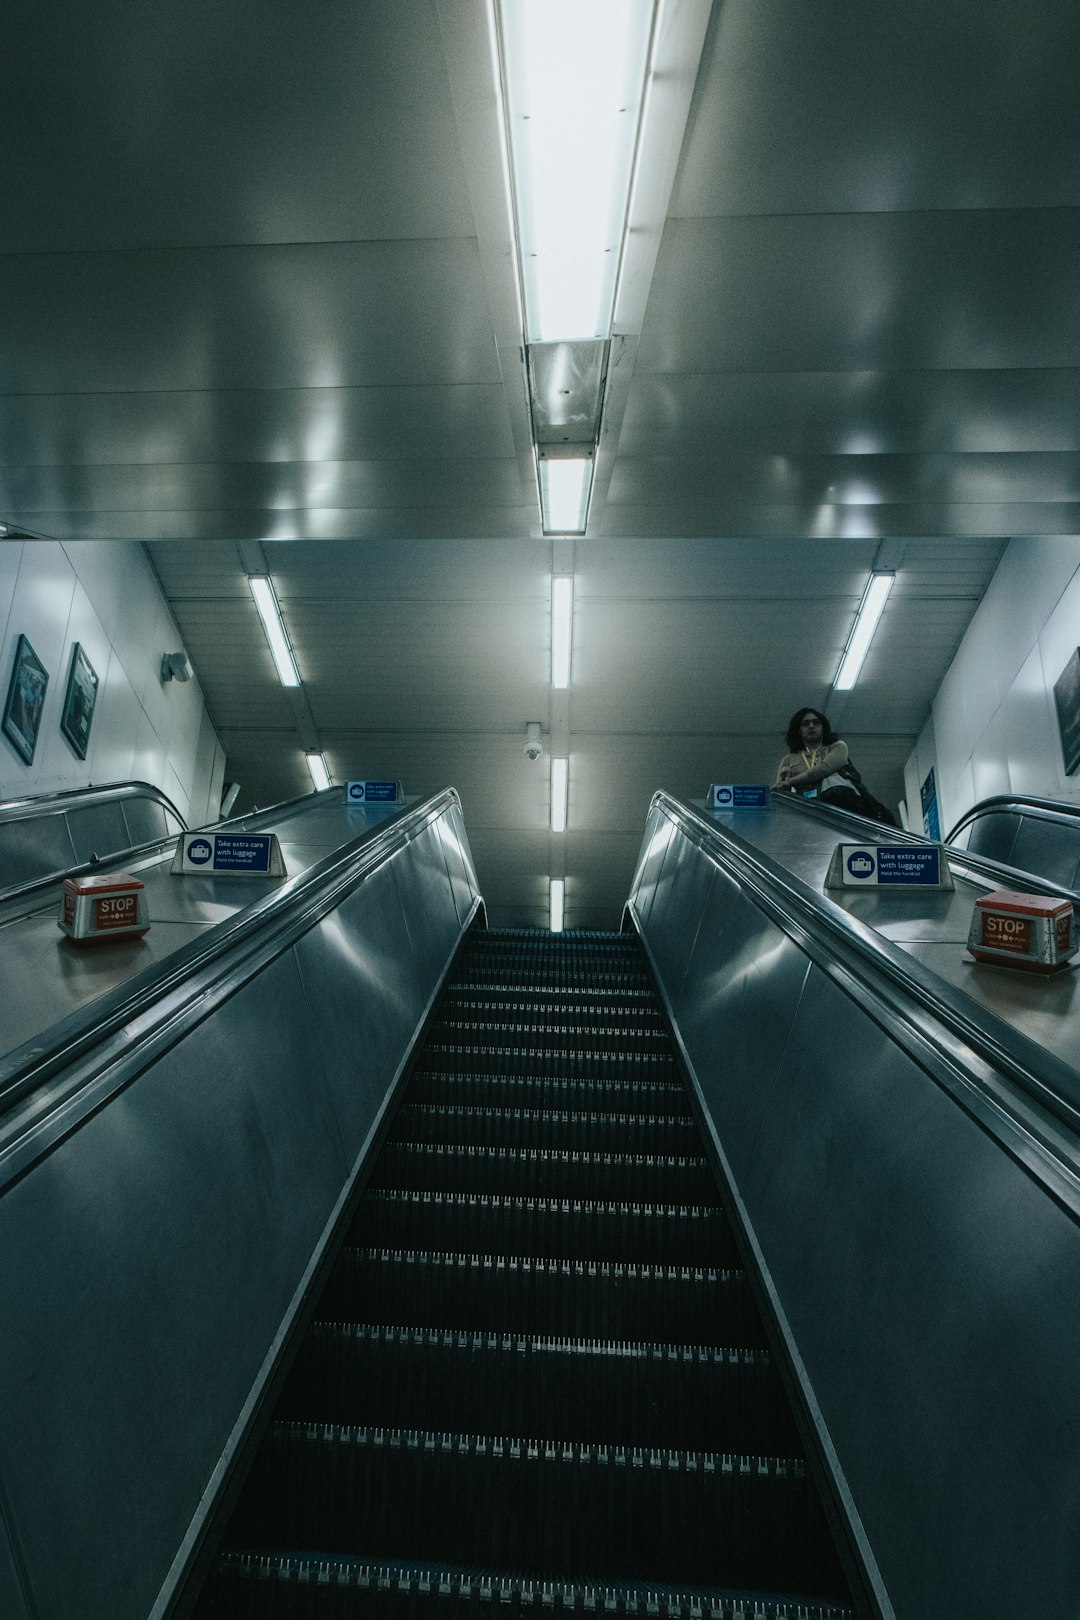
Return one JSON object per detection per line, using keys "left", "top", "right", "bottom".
{"left": 196, "top": 929, "right": 856, "bottom": 1617}
{"left": 207, "top": 1553, "right": 857, "bottom": 1619}
{"left": 407, "top": 1071, "right": 688, "bottom": 1114}
{"left": 369, "top": 1143, "right": 715, "bottom": 1202}
{"left": 277, "top": 1325, "right": 802, "bottom": 1454}
{"left": 392, "top": 1105, "right": 700, "bottom": 1155}
{"left": 350, "top": 1191, "right": 740, "bottom": 1266}
{"left": 223, "top": 1425, "right": 849, "bottom": 1600}
{"left": 318, "top": 1248, "right": 766, "bottom": 1346}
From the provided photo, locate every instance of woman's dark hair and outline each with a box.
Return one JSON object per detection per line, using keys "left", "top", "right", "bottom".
{"left": 785, "top": 707, "right": 839, "bottom": 753}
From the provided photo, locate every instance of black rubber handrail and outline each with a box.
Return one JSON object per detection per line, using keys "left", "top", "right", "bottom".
{"left": 635, "top": 792, "right": 1080, "bottom": 1217}
{"left": 946, "top": 792, "right": 1080, "bottom": 843}
{"left": 0, "top": 788, "right": 477, "bottom": 1194}
{"left": 0, "top": 778, "right": 187, "bottom": 826}
{"left": 772, "top": 789, "right": 1080, "bottom": 907}
{"left": 0, "top": 782, "right": 344, "bottom": 911}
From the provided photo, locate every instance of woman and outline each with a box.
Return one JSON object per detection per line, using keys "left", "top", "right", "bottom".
{"left": 774, "top": 707, "right": 861, "bottom": 808}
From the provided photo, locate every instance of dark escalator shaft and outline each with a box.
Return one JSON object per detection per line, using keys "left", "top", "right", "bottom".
{"left": 198, "top": 929, "right": 856, "bottom": 1619}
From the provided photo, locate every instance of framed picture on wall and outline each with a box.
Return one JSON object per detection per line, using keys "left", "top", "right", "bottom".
{"left": 1054, "top": 648, "right": 1080, "bottom": 776}
{"left": 60, "top": 642, "right": 99, "bottom": 760}
{"left": 2, "top": 634, "right": 49, "bottom": 765}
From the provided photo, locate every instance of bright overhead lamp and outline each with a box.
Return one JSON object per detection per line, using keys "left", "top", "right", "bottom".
{"left": 248, "top": 575, "right": 300, "bottom": 688}
{"left": 551, "top": 575, "right": 574, "bottom": 690}
{"left": 539, "top": 456, "right": 593, "bottom": 536}
{"left": 834, "top": 571, "right": 895, "bottom": 692}
{"left": 497, "top": 0, "right": 656, "bottom": 342}
{"left": 551, "top": 756, "right": 568, "bottom": 833}
{"left": 305, "top": 752, "right": 331, "bottom": 792}
{"left": 549, "top": 877, "right": 565, "bottom": 933}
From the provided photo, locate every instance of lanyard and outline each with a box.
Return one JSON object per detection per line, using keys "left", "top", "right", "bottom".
{"left": 801, "top": 746, "right": 823, "bottom": 773}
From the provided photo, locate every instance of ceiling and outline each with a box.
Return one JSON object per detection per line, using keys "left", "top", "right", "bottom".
{"left": 3, "top": 1, "right": 1077, "bottom": 927}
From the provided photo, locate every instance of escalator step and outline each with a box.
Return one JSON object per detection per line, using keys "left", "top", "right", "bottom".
{"left": 406, "top": 1072, "right": 689, "bottom": 1116}
{"left": 430, "top": 1023, "right": 673, "bottom": 1058}
{"left": 203, "top": 1553, "right": 857, "bottom": 1619}
{"left": 392, "top": 1106, "right": 701, "bottom": 1157}
{"left": 318, "top": 1250, "right": 765, "bottom": 1346}
{"left": 443, "top": 988, "right": 661, "bottom": 1013}
{"left": 370, "top": 1144, "right": 714, "bottom": 1203}
{"left": 225, "top": 1426, "right": 849, "bottom": 1600}
{"left": 350, "top": 1191, "right": 739, "bottom": 1266}
{"left": 278, "top": 1324, "right": 801, "bottom": 1455}
{"left": 420, "top": 1048, "right": 678, "bottom": 1081}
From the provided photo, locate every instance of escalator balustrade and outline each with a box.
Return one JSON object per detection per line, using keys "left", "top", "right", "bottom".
{"left": 198, "top": 930, "right": 856, "bottom": 1619}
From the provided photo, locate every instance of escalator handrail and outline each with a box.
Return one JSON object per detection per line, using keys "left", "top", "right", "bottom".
{"left": 636, "top": 792, "right": 1080, "bottom": 1210}
{"left": 0, "top": 777, "right": 188, "bottom": 827}
{"left": 771, "top": 789, "right": 1080, "bottom": 907}
{"left": 946, "top": 792, "right": 1080, "bottom": 844}
{"left": 0, "top": 781, "right": 363, "bottom": 911}
{"left": 0, "top": 787, "right": 477, "bottom": 1193}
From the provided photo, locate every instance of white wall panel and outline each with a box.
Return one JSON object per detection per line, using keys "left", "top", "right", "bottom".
{"left": 911, "top": 539, "right": 1080, "bottom": 829}
{"left": 91, "top": 652, "right": 140, "bottom": 785}
{"left": 0, "top": 540, "right": 220, "bottom": 816}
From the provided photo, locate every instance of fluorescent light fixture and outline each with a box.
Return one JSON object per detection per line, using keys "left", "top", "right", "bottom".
{"left": 248, "top": 575, "right": 300, "bottom": 688}
{"left": 551, "top": 575, "right": 574, "bottom": 689}
{"left": 305, "top": 752, "right": 331, "bottom": 792}
{"left": 498, "top": 0, "right": 655, "bottom": 341}
{"left": 539, "top": 456, "right": 592, "bottom": 535}
{"left": 551, "top": 756, "right": 568, "bottom": 833}
{"left": 549, "top": 876, "right": 565, "bottom": 933}
{"left": 834, "top": 571, "right": 895, "bottom": 691}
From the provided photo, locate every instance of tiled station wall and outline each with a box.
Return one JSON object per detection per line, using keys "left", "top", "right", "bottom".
{"left": 905, "top": 538, "right": 1080, "bottom": 835}
{"left": 0, "top": 540, "right": 223, "bottom": 825}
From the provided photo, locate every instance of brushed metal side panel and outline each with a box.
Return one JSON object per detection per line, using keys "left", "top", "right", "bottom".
{"left": 292, "top": 861, "right": 423, "bottom": 1164}
{"left": 744, "top": 966, "right": 1080, "bottom": 1620}
{"left": 0, "top": 815, "right": 76, "bottom": 888}
{"left": 673, "top": 862, "right": 810, "bottom": 1184}
{"left": 393, "top": 820, "right": 462, "bottom": 988}
{"left": 627, "top": 807, "right": 676, "bottom": 932}
{"left": 120, "top": 797, "right": 171, "bottom": 848}
{"left": 639, "top": 824, "right": 709, "bottom": 999}
{"left": 435, "top": 805, "right": 479, "bottom": 928}
{"left": 0, "top": 1528, "right": 30, "bottom": 1620}
{"left": 65, "top": 801, "right": 131, "bottom": 864}
{"left": 0, "top": 951, "right": 345, "bottom": 1620}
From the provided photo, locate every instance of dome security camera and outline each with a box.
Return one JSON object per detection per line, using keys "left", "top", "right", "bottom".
{"left": 524, "top": 721, "right": 544, "bottom": 761}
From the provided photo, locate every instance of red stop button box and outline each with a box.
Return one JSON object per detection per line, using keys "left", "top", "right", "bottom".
{"left": 58, "top": 872, "right": 150, "bottom": 943}
{"left": 967, "top": 889, "right": 1076, "bottom": 974}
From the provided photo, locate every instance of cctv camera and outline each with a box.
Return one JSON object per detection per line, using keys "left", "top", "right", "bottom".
{"left": 524, "top": 721, "right": 544, "bottom": 761}
{"left": 524, "top": 740, "right": 544, "bottom": 761}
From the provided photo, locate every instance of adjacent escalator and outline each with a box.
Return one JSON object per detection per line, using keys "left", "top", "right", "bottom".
{"left": 196, "top": 928, "right": 856, "bottom": 1618}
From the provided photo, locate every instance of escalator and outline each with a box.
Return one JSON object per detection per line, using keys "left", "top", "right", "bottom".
{"left": 196, "top": 929, "right": 856, "bottom": 1618}
{"left": 0, "top": 779, "right": 187, "bottom": 895}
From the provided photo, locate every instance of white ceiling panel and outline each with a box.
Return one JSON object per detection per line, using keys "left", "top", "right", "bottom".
{"left": 0, "top": 385, "right": 518, "bottom": 470}
{"left": 2, "top": 2, "right": 475, "bottom": 251}
{"left": 636, "top": 212, "right": 1080, "bottom": 378}
{"left": 672, "top": 1, "right": 1080, "bottom": 218}
{"left": 618, "top": 370, "right": 1080, "bottom": 458}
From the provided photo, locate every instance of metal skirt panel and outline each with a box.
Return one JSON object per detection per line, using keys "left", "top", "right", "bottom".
{"left": 630, "top": 798, "right": 1080, "bottom": 1620}
{"left": 0, "top": 796, "right": 477, "bottom": 1620}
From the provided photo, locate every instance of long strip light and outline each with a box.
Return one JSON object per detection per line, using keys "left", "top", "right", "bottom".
{"left": 551, "top": 575, "right": 574, "bottom": 689}
{"left": 551, "top": 756, "right": 568, "bottom": 833}
{"left": 248, "top": 575, "right": 300, "bottom": 688}
{"left": 549, "top": 877, "right": 565, "bottom": 933}
{"left": 539, "top": 457, "right": 593, "bottom": 536}
{"left": 498, "top": 0, "right": 656, "bottom": 342}
{"left": 834, "top": 571, "right": 895, "bottom": 692}
{"left": 305, "top": 752, "right": 332, "bottom": 792}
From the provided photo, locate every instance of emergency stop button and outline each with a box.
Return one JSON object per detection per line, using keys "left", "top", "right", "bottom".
{"left": 59, "top": 872, "right": 149, "bottom": 943}
{"left": 967, "top": 888, "right": 1076, "bottom": 974}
